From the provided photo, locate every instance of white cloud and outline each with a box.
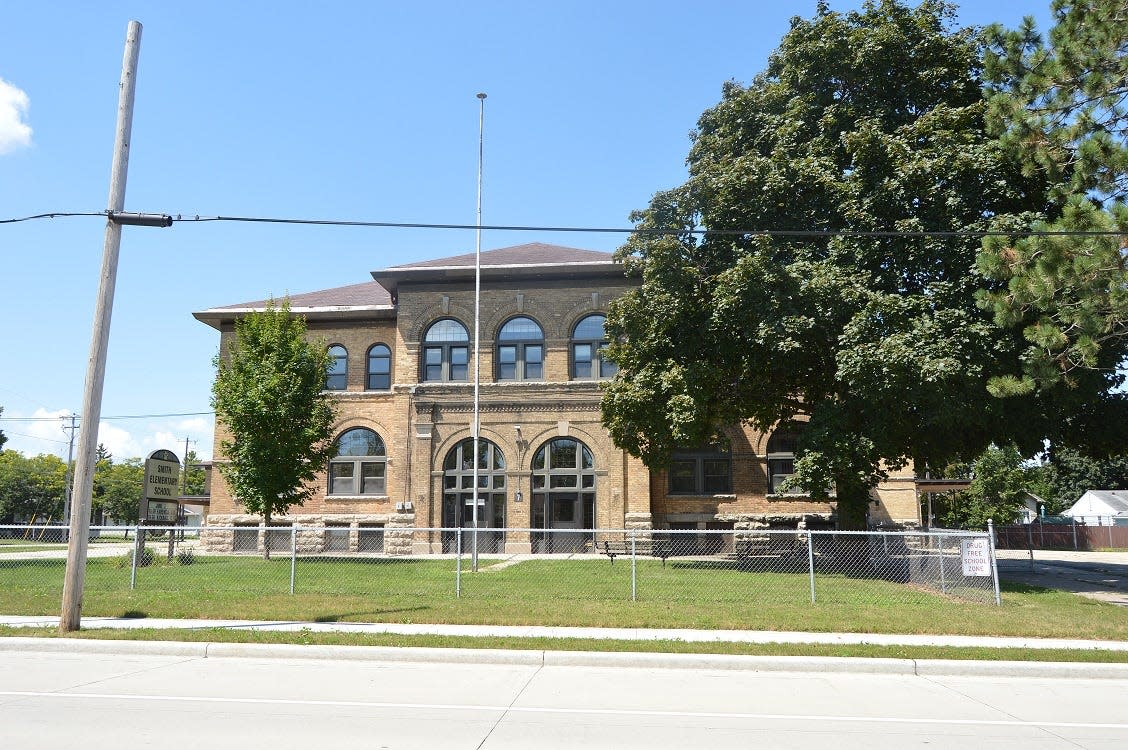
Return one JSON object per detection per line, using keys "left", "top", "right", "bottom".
{"left": 0, "top": 77, "right": 32, "bottom": 155}
{"left": 1, "top": 408, "right": 74, "bottom": 458}
{"left": 2, "top": 410, "right": 214, "bottom": 463}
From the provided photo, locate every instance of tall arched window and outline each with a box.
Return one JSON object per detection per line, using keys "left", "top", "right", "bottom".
{"left": 422, "top": 319, "right": 469, "bottom": 382}
{"left": 328, "top": 428, "right": 386, "bottom": 496}
{"left": 766, "top": 422, "right": 804, "bottom": 495}
{"left": 571, "top": 314, "right": 617, "bottom": 379}
{"left": 325, "top": 345, "right": 348, "bottom": 390}
{"left": 531, "top": 437, "right": 596, "bottom": 552}
{"left": 496, "top": 316, "right": 544, "bottom": 381}
{"left": 441, "top": 438, "right": 507, "bottom": 553}
{"left": 367, "top": 344, "right": 392, "bottom": 390}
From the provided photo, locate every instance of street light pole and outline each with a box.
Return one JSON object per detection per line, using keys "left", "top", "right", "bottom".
{"left": 471, "top": 92, "right": 486, "bottom": 573}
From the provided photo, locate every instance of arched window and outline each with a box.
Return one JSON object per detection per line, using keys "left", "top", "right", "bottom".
{"left": 669, "top": 441, "right": 732, "bottom": 494}
{"left": 531, "top": 438, "right": 596, "bottom": 551}
{"left": 496, "top": 316, "right": 544, "bottom": 381}
{"left": 571, "top": 314, "right": 617, "bottom": 379}
{"left": 766, "top": 422, "right": 804, "bottom": 495}
{"left": 422, "top": 319, "right": 469, "bottom": 382}
{"left": 328, "top": 428, "right": 386, "bottom": 496}
{"left": 366, "top": 344, "right": 392, "bottom": 390}
{"left": 441, "top": 438, "right": 507, "bottom": 553}
{"left": 325, "top": 345, "right": 348, "bottom": 390}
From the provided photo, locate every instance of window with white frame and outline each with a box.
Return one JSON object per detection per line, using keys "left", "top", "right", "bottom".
{"left": 328, "top": 428, "right": 387, "bottom": 496}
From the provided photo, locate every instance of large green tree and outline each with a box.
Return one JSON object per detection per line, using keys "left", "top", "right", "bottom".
{"left": 0, "top": 450, "right": 67, "bottom": 523}
{"left": 211, "top": 299, "right": 336, "bottom": 557}
{"left": 978, "top": 0, "right": 1128, "bottom": 391}
{"left": 603, "top": 0, "right": 1062, "bottom": 529}
{"left": 92, "top": 456, "right": 144, "bottom": 525}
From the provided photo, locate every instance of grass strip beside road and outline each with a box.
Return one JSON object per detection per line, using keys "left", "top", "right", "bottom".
{"left": 1, "top": 555, "right": 1125, "bottom": 641}
{"left": 1, "top": 626, "right": 1126, "bottom": 663}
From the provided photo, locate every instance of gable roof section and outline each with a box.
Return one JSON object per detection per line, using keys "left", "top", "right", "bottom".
{"left": 384, "top": 243, "right": 616, "bottom": 270}
{"left": 373, "top": 242, "right": 623, "bottom": 294}
{"left": 193, "top": 280, "right": 394, "bottom": 330}
{"left": 193, "top": 243, "right": 629, "bottom": 330}
{"left": 1080, "top": 490, "right": 1128, "bottom": 514}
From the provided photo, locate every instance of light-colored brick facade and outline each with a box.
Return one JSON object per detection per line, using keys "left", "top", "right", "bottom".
{"left": 195, "top": 244, "right": 921, "bottom": 553}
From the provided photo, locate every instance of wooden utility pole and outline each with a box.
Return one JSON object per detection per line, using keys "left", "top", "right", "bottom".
{"left": 60, "top": 21, "right": 143, "bottom": 632}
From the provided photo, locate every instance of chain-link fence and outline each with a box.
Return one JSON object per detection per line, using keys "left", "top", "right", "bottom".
{"left": 0, "top": 524, "right": 1000, "bottom": 610}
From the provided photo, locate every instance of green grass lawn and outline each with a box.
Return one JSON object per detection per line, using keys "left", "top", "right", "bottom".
{"left": 1, "top": 554, "right": 1124, "bottom": 641}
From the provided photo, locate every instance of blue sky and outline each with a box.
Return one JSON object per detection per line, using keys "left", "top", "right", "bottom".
{"left": 0, "top": 1, "right": 1053, "bottom": 461}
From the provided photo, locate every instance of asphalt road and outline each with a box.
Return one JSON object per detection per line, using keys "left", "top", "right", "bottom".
{"left": 1, "top": 648, "right": 1126, "bottom": 749}
{"left": 997, "top": 550, "right": 1128, "bottom": 606}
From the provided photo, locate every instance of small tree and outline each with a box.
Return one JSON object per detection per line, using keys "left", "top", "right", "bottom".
{"left": 211, "top": 299, "right": 336, "bottom": 558}
{"left": 0, "top": 406, "right": 8, "bottom": 451}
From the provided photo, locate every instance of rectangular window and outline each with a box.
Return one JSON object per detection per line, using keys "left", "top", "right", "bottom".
{"left": 669, "top": 451, "right": 732, "bottom": 495}
{"left": 598, "top": 346, "right": 617, "bottom": 378}
{"left": 360, "top": 462, "right": 386, "bottom": 494}
{"left": 669, "top": 460, "right": 697, "bottom": 494}
{"left": 525, "top": 345, "right": 543, "bottom": 379}
{"left": 328, "top": 463, "right": 355, "bottom": 495}
{"left": 573, "top": 344, "right": 592, "bottom": 378}
{"left": 703, "top": 459, "right": 732, "bottom": 493}
{"left": 423, "top": 347, "right": 443, "bottom": 381}
{"left": 450, "top": 347, "right": 468, "bottom": 380}
{"left": 768, "top": 458, "right": 798, "bottom": 494}
{"left": 498, "top": 345, "right": 516, "bottom": 380}
{"left": 358, "top": 523, "right": 384, "bottom": 553}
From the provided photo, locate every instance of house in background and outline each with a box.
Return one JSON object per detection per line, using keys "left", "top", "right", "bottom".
{"left": 193, "top": 243, "right": 921, "bottom": 554}
{"left": 1063, "top": 490, "right": 1128, "bottom": 526}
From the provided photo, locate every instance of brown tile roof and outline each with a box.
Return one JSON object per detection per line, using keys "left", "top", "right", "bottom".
{"left": 214, "top": 280, "right": 392, "bottom": 311}
{"left": 382, "top": 242, "right": 615, "bottom": 271}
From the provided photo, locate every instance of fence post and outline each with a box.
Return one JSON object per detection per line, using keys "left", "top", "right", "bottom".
{"left": 289, "top": 526, "right": 297, "bottom": 595}
{"left": 456, "top": 526, "right": 462, "bottom": 598}
{"left": 1072, "top": 519, "right": 1078, "bottom": 550}
{"left": 630, "top": 530, "right": 637, "bottom": 602}
{"left": 937, "top": 533, "right": 947, "bottom": 594}
{"left": 130, "top": 524, "right": 141, "bottom": 590}
{"left": 1026, "top": 523, "right": 1035, "bottom": 572}
{"left": 807, "top": 531, "right": 816, "bottom": 604}
{"left": 1110, "top": 521, "right": 1115, "bottom": 549}
{"left": 986, "top": 520, "right": 1002, "bottom": 606}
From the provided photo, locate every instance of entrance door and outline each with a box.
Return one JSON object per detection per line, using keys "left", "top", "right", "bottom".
{"left": 441, "top": 491, "right": 505, "bottom": 553}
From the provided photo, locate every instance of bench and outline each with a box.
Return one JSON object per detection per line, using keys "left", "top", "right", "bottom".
{"left": 601, "top": 539, "right": 674, "bottom": 566}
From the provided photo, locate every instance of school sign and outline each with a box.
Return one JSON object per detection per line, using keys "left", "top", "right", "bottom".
{"left": 142, "top": 449, "right": 180, "bottom": 523}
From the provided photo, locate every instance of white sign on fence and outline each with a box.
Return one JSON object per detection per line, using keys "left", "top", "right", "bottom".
{"left": 961, "top": 538, "right": 991, "bottom": 577}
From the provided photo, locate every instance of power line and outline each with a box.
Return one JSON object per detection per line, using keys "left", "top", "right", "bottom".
{"left": 0, "top": 212, "right": 105, "bottom": 224}
{"left": 1, "top": 429, "right": 69, "bottom": 445}
{"left": 2, "top": 209, "right": 1127, "bottom": 238}
{"left": 0, "top": 410, "right": 214, "bottom": 423}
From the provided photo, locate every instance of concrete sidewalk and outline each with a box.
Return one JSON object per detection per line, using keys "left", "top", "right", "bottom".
{"left": 2, "top": 614, "right": 1126, "bottom": 653}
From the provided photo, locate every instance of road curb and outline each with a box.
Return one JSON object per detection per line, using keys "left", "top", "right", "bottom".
{"left": 3, "top": 637, "right": 1128, "bottom": 678}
